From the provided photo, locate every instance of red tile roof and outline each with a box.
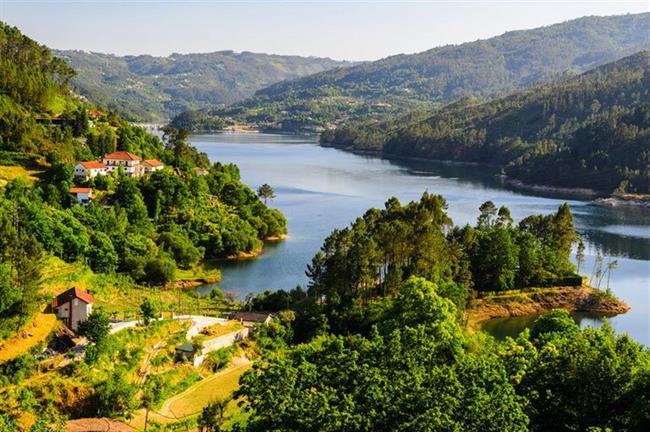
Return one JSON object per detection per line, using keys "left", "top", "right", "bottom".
{"left": 103, "top": 151, "right": 141, "bottom": 161}
{"left": 69, "top": 187, "right": 92, "bottom": 194}
{"left": 144, "top": 159, "right": 164, "bottom": 167}
{"left": 79, "top": 161, "right": 106, "bottom": 169}
{"left": 52, "top": 287, "right": 94, "bottom": 308}
{"left": 87, "top": 110, "right": 107, "bottom": 117}
{"left": 65, "top": 418, "right": 133, "bottom": 432}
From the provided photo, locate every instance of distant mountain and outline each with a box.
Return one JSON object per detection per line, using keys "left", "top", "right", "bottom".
{"left": 193, "top": 13, "right": 650, "bottom": 133}
{"left": 55, "top": 49, "right": 354, "bottom": 122}
{"left": 322, "top": 51, "right": 650, "bottom": 194}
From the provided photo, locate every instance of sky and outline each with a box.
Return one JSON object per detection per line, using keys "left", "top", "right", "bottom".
{"left": 1, "top": 0, "right": 648, "bottom": 61}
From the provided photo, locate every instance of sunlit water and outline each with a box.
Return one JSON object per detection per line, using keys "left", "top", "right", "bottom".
{"left": 191, "top": 133, "right": 650, "bottom": 345}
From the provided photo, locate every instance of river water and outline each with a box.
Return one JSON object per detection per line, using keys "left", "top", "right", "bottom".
{"left": 191, "top": 133, "right": 650, "bottom": 346}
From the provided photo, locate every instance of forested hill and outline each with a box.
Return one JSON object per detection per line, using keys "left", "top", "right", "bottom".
{"left": 322, "top": 51, "right": 650, "bottom": 194}
{"left": 0, "top": 20, "right": 287, "bottom": 296}
{"left": 54, "top": 49, "right": 353, "bottom": 122}
{"left": 193, "top": 12, "right": 649, "bottom": 133}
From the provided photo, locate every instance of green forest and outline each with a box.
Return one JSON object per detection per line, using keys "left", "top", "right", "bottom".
{"left": 232, "top": 196, "right": 648, "bottom": 432}
{"left": 56, "top": 49, "right": 352, "bottom": 122}
{"left": 175, "top": 13, "right": 650, "bottom": 133}
{"left": 322, "top": 51, "right": 650, "bottom": 194}
{"left": 0, "top": 22, "right": 286, "bottom": 338}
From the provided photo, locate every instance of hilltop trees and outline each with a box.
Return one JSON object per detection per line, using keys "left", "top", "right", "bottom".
{"left": 299, "top": 195, "right": 578, "bottom": 337}
{"left": 237, "top": 278, "right": 529, "bottom": 432}
{"left": 322, "top": 52, "right": 650, "bottom": 193}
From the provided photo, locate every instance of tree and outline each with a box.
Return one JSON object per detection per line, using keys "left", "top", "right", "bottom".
{"left": 256, "top": 184, "right": 275, "bottom": 204}
{"left": 141, "top": 375, "right": 163, "bottom": 431}
{"left": 576, "top": 238, "right": 586, "bottom": 274}
{"left": 88, "top": 231, "right": 118, "bottom": 273}
{"left": 95, "top": 370, "right": 137, "bottom": 418}
{"left": 478, "top": 201, "right": 497, "bottom": 228}
{"left": 143, "top": 256, "right": 176, "bottom": 286}
{"left": 605, "top": 259, "right": 618, "bottom": 293}
{"left": 77, "top": 309, "right": 110, "bottom": 345}
{"left": 140, "top": 298, "right": 155, "bottom": 326}
{"left": 198, "top": 398, "right": 229, "bottom": 432}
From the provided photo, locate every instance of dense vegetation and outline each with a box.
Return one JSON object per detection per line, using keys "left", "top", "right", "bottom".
{"left": 323, "top": 51, "right": 650, "bottom": 193}
{"left": 0, "top": 22, "right": 286, "bottom": 338}
{"left": 250, "top": 194, "right": 578, "bottom": 338}
{"left": 231, "top": 196, "right": 646, "bottom": 432}
{"left": 237, "top": 280, "right": 649, "bottom": 432}
{"left": 56, "top": 49, "right": 353, "bottom": 122}
{"left": 179, "top": 13, "right": 650, "bottom": 133}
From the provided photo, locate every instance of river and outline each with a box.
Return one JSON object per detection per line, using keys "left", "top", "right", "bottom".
{"left": 190, "top": 133, "right": 650, "bottom": 346}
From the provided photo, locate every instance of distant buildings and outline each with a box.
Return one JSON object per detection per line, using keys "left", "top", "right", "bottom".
{"left": 75, "top": 152, "right": 164, "bottom": 180}
{"left": 52, "top": 287, "right": 94, "bottom": 331}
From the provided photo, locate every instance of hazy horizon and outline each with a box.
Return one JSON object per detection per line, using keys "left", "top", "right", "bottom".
{"left": 1, "top": 1, "right": 648, "bottom": 62}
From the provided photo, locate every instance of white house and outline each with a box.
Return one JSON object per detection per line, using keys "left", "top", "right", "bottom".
{"left": 69, "top": 187, "right": 93, "bottom": 204}
{"left": 74, "top": 161, "right": 107, "bottom": 179}
{"left": 52, "top": 287, "right": 94, "bottom": 331}
{"left": 143, "top": 159, "right": 164, "bottom": 173}
{"left": 102, "top": 151, "right": 145, "bottom": 177}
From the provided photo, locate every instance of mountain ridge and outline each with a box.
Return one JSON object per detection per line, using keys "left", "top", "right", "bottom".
{"left": 187, "top": 12, "right": 650, "bottom": 133}
{"left": 55, "top": 48, "right": 355, "bottom": 122}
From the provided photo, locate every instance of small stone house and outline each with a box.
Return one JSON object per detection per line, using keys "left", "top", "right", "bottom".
{"left": 52, "top": 287, "right": 94, "bottom": 331}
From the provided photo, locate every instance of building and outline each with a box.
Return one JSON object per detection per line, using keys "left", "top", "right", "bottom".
{"left": 231, "top": 311, "right": 273, "bottom": 327}
{"left": 175, "top": 342, "right": 197, "bottom": 362}
{"left": 143, "top": 159, "right": 164, "bottom": 173}
{"left": 74, "top": 161, "right": 107, "bottom": 179}
{"left": 102, "top": 151, "right": 145, "bottom": 177}
{"left": 52, "top": 287, "right": 94, "bottom": 331}
{"left": 69, "top": 187, "right": 93, "bottom": 204}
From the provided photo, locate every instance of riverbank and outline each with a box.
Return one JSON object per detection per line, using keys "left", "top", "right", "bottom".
{"left": 595, "top": 194, "right": 650, "bottom": 209}
{"left": 465, "top": 286, "right": 629, "bottom": 330}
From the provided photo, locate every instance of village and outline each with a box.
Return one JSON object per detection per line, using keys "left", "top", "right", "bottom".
{"left": 69, "top": 152, "right": 165, "bottom": 204}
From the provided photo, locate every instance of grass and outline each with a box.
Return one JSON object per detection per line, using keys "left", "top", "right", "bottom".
{"left": 0, "top": 311, "right": 59, "bottom": 363}
{"left": 0, "top": 165, "right": 43, "bottom": 186}
{"left": 175, "top": 261, "right": 221, "bottom": 284}
{"left": 41, "top": 256, "right": 233, "bottom": 320}
{"left": 158, "top": 361, "right": 250, "bottom": 418}
{"left": 191, "top": 321, "right": 243, "bottom": 345}
{"left": 129, "top": 354, "right": 251, "bottom": 429}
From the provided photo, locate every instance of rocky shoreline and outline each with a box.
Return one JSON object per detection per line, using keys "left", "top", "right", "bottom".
{"left": 466, "top": 286, "right": 629, "bottom": 327}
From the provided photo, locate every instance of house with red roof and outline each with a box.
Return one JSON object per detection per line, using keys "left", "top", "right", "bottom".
{"left": 102, "top": 151, "right": 146, "bottom": 177}
{"left": 74, "top": 161, "right": 107, "bottom": 179}
{"left": 143, "top": 159, "right": 164, "bottom": 173}
{"left": 52, "top": 288, "right": 94, "bottom": 331}
{"left": 69, "top": 187, "right": 93, "bottom": 204}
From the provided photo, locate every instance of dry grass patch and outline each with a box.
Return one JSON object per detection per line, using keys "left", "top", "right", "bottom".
{"left": 0, "top": 165, "right": 42, "bottom": 185}
{"left": 0, "top": 311, "right": 59, "bottom": 362}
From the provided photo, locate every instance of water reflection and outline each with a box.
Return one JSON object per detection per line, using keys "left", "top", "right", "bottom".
{"left": 190, "top": 133, "right": 650, "bottom": 345}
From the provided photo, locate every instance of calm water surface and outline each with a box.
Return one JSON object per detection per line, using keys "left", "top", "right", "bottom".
{"left": 191, "top": 133, "right": 650, "bottom": 345}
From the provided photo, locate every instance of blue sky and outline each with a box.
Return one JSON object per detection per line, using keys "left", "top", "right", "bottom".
{"left": 1, "top": 1, "right": 648, "bottom": 61}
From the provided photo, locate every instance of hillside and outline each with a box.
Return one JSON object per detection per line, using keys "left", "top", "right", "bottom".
{"left": 0, "top": 20, "right": 287, "bottom": 345}
{"left": 321, "top": 51, "right": 650, "bottom": 194}
{"left": 187, "top": 12, "right": 650, "bottom": 132}
{"left": 55, "top": 49, "right": 354, "bottom": 122}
